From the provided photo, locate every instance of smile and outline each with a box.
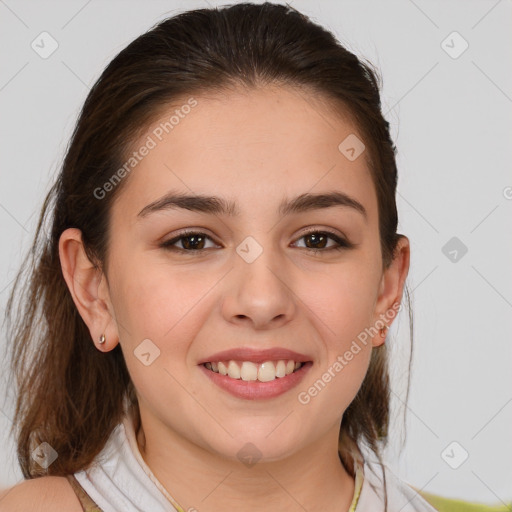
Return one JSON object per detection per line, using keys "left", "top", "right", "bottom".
{"left": 199, "top": 360, "right": 313, "bottom": 400}
{"left": 203, "top": 359, "right": 304, "bottom": 382}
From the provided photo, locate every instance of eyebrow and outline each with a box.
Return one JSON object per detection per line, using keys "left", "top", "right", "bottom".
{"left": 137, "top": 190, "right": 367, "bottom": 221}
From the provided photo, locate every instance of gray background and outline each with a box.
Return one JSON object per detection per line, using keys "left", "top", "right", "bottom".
{"left": 1, "top": 0, "right": 511, "bottom": 505}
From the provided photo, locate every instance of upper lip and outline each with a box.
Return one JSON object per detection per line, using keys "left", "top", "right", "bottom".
{"left": 198, "top": 347, "right": 313, "bottom": 365}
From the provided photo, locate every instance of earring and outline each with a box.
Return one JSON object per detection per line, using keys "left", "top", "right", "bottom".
{"left": 98, "top": 334, "right": 106, "bottom": 344}
{"left": 379, "top": 325, "right": 389, "bottom": 337}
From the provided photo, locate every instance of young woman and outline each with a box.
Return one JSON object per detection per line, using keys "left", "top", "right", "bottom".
{"left": 2, "top": 2, "right": 448, "bottom": 511}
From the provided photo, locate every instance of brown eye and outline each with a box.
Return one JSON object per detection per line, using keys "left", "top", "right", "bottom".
{"left": 293, "top": 230, "right": 353, "bottom": 253}
{"left": 304, "top": 232, "right": 329, "bottom": 249}
{"left": 160, "top": 231, "right": 217, "bottom": 252}
{"left": 160, "top": 229, "right": 353, "bottom": 255}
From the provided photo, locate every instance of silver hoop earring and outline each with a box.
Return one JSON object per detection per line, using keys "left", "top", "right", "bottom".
{"left": 98, "top": 334, "right": 106, "bottom": 344}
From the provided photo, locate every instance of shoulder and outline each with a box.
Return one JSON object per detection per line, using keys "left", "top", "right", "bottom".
{"left": 0, "top": 476, "right": 83, "bottom": 512}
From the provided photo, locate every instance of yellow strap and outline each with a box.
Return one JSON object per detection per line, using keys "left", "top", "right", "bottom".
{"left": 347, "top": 462, "right": 364, "bottom": 512}
{"left": 65, "top": 474, "right": 104, "bottom": 512}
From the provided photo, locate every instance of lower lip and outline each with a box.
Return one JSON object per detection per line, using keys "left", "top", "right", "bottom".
{"left": 199, "top": 362, "right": 313, "bottom": 400}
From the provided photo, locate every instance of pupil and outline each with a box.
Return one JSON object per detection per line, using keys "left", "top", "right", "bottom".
{"left": 184, "top": 235, "right": 204, "bottom": 250}
{"left": 306, "top": 233, "right": 326, "bottom": 249}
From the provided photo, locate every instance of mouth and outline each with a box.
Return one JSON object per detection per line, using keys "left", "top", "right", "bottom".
{"left": 202, "top": 359, "right": 307, "bottom": 382}
{"left": 199, "top": 359, "right": 313, "bottom": 400}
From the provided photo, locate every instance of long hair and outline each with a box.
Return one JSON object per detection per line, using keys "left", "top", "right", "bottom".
{"left": 3, "top": 3, "right": 413, "bottom": 507}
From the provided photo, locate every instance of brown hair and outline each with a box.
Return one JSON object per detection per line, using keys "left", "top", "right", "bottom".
{"left": 3, "top": 2, "right": 413, "bottom": 505}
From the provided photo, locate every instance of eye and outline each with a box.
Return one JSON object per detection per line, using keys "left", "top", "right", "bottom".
{"left": 159, "top": 228, "right": 354, "bottom": 255}
{"left": 160, "top": 231, "right": 219, "bottom": 253}
{"left": 292, "top": 229, "right": 353, "bottom": 254}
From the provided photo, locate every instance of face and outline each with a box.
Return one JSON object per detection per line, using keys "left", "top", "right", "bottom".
{"left": 62, "top": 85, "right": 409, "bottom": 464}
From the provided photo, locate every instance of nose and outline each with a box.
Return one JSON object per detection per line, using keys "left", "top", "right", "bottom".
{"left": 221, "top": 243, "right": 296, "bottom": 330}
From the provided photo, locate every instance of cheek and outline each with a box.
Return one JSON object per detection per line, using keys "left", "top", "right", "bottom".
{"left": 109, "top": 254, "right": 220, "bottom": 381}
{"left": 110, "top": 260, "right": 209, "bottom": 418}
{"left": 310, "top": 266, "right": 378, "bottom": 343}
{"left": 109, "top": 253, "right": 200, "bottom": 337}
{"left": 303, "top": 263, "right": 378, "bottom": 402}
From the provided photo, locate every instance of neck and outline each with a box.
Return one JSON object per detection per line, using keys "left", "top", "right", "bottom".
{"left": 134, "top": 411, "right": 356, "bottom": 512}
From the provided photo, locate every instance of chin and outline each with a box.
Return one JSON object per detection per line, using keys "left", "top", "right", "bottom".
{"left": 204, "top": 427, "right": 305, "bottom": 465}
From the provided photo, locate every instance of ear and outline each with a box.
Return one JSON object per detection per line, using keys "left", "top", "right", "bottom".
{"left": 372, "top": 235, "right": 410, "bottom": 347}
{"left": 58, "top": 227, "right": 118, "bottom": 352}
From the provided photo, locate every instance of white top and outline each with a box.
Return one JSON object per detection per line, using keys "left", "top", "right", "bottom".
{"left": 73, "top": 398, "right": 438, "bottom": 512}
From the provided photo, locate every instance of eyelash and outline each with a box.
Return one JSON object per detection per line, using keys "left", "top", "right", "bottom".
{"left": 159, "top": 229, "right": 353, "bottom": 255}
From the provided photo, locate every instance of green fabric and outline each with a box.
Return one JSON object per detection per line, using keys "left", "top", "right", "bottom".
{"left": 417, "top": 490, "right": 512, "bottom": 512}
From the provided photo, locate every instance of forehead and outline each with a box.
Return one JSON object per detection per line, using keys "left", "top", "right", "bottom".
{"left": 112, "top": 85, "right": 377, "bottom": 223}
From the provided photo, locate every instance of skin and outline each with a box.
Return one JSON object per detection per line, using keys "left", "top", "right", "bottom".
{"left": 59, "top": 85, "right": 410, "bottom": 512}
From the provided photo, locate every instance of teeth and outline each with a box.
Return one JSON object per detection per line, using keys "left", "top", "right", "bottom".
{"left": 227, "top": 360, "right": 241, "bottom": 379}
{"left": 218, "top": 361, "right": 228, "bottom": 375}
{"left": 240, "top": 361, "right": 258, "bottom": 381}
{"left": 204, "top": 359, "right": 305, "bottom": 382}
{"left": 275, "top": 360, "right": 286, "bottom": 378}
{"left": 258, "top": 361, "right": 276, "bottom": 382}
